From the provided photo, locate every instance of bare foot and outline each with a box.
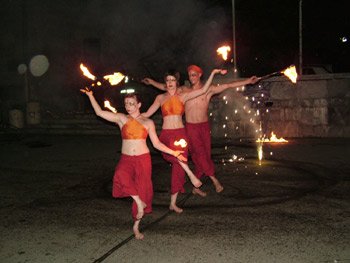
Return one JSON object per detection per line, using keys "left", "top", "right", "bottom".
{"left": 191, "top": 177, "right": 202, "bottom": 188}
{"left": 133, "top": 220, "right": 144, "bottom": 240}
{"left": 192, "top": 187, "right": 207, "bottom": 197}
{"left": 169, "top": 204, "right": 183, "bottom": 213}
{"left": 214, "top": 182, "right": 224, "bottom": 193}
{"left": 136, "top": 201, "right": 147, "bottom": 220}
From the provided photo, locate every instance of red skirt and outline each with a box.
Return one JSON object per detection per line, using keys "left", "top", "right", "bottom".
{"left": 159, "top": 128, "right": 189, "bottom": 194}
{"left": 112, "top": 153, "right": 153, "bottom": 220}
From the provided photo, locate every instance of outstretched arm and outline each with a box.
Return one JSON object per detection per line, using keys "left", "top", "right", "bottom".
{"left": 142, "top": 78, "right": 166, "bottom": 91}
{"left": 182, "top": 69, "right": 227, "bottom": 102}
{"left": 80, "top": 88, "right": 120, "bottom": 123}
{"left": 141, "top": 95, "right": 162, "bottom": 118}
{"left": 211, "top": 76, "right": 259, "bottom": 95}
{"left": 148, "top": 120, "right": 187, "bottom": 162}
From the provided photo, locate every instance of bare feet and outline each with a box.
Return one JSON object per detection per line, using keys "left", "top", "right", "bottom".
{"left": 192, "top": 187, "right": 207, "bottom": 197}
{"left": 210, "top": 176, "right": 224, "bottom": 193}
{"left": 133, "top": 220, "right": 144, "bottom": 240}
{"left": 191, "top": 177, "right": 202, "bottom": 188}
{"left": 169, "top": 204, "right": 183, "bottom": 213}
{"left": 214, "top": 182, "right": 224, "bottom": 193}
{"left": 136, "top": 201, "right": 147, "bottom": 220}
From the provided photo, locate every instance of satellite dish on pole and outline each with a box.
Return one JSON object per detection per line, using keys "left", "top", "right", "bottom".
{"left": 29, "top": 55, "right": 49, "bottom": 77}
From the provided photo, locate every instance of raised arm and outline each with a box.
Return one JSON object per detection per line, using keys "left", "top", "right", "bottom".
{"left": 182, "top": 69, "right": 226, "bottom": 102}
{"left": 142, "top": 78, "right": 166, "bottom": 91}
{"left": 141, "top": 94, "right": 162, "bottom": 118}
{"left": 210, "top": 76, "right": 259, "bottom": 95}
{"left": 147, "top": 120, "right": 187, "bottom": 162}
{"left": 80, "top": 88, "right": 120, "bottom": 123}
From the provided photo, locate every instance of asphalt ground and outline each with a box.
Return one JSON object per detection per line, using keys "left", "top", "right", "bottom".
{"left": 0, "top": 133, "right": 349, "bottom": 263}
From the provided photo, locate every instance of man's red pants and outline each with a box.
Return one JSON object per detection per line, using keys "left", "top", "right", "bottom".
{"left": 186, "top": 122, "right": 215, "bottom": 179}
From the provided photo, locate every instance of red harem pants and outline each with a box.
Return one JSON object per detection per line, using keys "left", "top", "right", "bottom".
{"left": 186, "top": 121, "right": 215, "bottom": 179}
{"left": 112, "top": 153, "right": 153, "bottom": 220}
{"left": 159, "top": 128, "right": 189, "bottom": 194}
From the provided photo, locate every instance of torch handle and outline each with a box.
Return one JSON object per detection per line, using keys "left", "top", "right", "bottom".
{"left": 258, "top": 71, "right": 282, "bottom": 81}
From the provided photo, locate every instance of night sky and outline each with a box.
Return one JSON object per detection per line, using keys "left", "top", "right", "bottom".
{"left": 65, "top": 0, "right": 350, "bottom": 81}
{"left": 0, "top": 0, "right": 349, "bottom": 110}
{"left": 78, "top": 0, "right": 349, "bottom": 79}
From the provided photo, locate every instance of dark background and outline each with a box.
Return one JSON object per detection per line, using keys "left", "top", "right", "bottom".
{"left": 0, "top": 0, "right": 348, "bottom": 112}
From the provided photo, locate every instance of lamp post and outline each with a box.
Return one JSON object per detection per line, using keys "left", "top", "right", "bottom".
{"left": 299, "top": 0, "right": 303, "bottom": 75}
{"left": 232, "top": 0, "right": 239, "bottom": 79}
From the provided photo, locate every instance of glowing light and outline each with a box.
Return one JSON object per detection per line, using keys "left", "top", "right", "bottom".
{"left": 216, "top": 45, "right": 231, "bottom": 61}
{"left": 256, "top": 132, "right": 288, "bottom": 143}
{"left": 282, "top": 65, "right": 298, "bottom": 84}
{"left": 103, "top": 72, "right": 125, "bottom": 86}
{"left": 257, "top": 143, "right": 263, "bottom": 166}
{"left": 104, "top": 100, "right": 117, "bottom": 113}
{"left": 174, "top": 139, "right": 187, "bottom": 148}
{"left": 80, "top": 63, "right": 96, "bottom": 80}
{"left": 120, "top": 89, "right": 135, "bottom": 94}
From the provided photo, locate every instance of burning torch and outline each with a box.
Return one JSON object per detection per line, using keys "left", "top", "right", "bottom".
{"left": 80, "top": 63, "right": 126, "bottom": 89}
{"left": 259, "top": 65, "right": 298, "bottom": 83}
{"left": 216, "top": 45, "right": 232, "bottom": 69}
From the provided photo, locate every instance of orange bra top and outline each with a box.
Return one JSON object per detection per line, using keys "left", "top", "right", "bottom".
{"left": 121, "top": 117, "right": 148, "bottom": 140}
{"left": 161, "top": 95, "right": 185, "bottom": 117}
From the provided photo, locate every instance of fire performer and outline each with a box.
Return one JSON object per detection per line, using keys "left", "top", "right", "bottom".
{"left": 142, "top": 68, "right": 226, "bottom": 212}
{"left": 80, "top": 89, "right": 186, "bottom": 240}
{"left": 143, "top": 65, "right": 259, "bottom": 197}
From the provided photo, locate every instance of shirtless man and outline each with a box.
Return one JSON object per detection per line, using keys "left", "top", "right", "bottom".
{"left": 143, "top": 65, "right": 258, "bottom": 196}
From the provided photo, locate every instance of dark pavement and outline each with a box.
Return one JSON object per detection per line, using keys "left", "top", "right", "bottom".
{"left": 0, "top": 133, "right": 349, "bottom": 263}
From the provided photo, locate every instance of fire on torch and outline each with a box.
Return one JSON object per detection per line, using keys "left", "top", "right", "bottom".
{"left": 217, "top": 45, "right": 231, "bottom": 61}
{"left": 174, "top": 139, "right": 187, "bottom": 148}
{"left": 259, "top": 65, "right": 298, "bottom": 83}
{"left": 80, "top": 63, "right": 126, "bottom": 87}
{"left": 104, "top": 100, "right": 117, "bottom": 113}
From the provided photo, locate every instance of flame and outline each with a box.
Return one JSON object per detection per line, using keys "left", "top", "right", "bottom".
{"left": 282, "top": 65, "right": 298, "bottom": 83}
{"left": 80, "top": 63, "right": 96, "bottom": 81}
{"left": 257, "top": 143, "right": 263, "bottom": 166}
{"left": 104, "top": 100, "right": 117, "bottom": 113}
{"left": 103, "top": 72, "right": 125, "bottom": 86}
{"left": 256, "top": 132, "right": 288, "bottom": 143}
{"left": 174, "top": 139, "right": 187, "bottom": 148}
{"left": 217, "top": 46, "right": 231, "bottom": 61}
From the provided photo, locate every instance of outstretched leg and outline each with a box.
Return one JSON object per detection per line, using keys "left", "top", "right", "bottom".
{"left": 192, "top": 187, "right": 207, "bottom": 197}
{"left": 133, "top": 219, "right": 144, "bottom": 240}
{"left": 210, "top": 176, "right": 223, "bottom": 193}
{"left": 178, "top": 161, "right": 202, "bottom": 188}
{"left": 169, "top": 192, "right": 183, "bottom": 213}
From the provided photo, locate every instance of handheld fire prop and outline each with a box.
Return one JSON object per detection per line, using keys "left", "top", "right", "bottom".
{"left": 217, "top": 46, "right": 231, "bottom": 61}
{"left": 174, "top": 139, "right": 187, "bottom": 148}
{"left": 79, "top": 63, "right": 126, "bottom": 88}
{"left": 259, "top": 65, "right": 298, "bottom": 83}
{"left": 104, "top": 100, "right": 117, "bottom": 113}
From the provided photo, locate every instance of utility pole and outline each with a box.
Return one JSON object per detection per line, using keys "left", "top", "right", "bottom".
{"left": 299, "top": 0, "right": 303, "bottom": 75}
{"left": 232, "top": 0, "right": 239, "bottom": 79}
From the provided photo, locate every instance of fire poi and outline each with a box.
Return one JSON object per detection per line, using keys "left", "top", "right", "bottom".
{"left": 79, "top": 63, "right": 125, "bottom": 87}
{"left": 174, "top": 139, "right": 187, "bottom": 148}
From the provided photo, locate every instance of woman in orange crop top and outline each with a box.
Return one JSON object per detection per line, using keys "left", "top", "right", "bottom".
{"left": 142, "top": 68, "right": 226, "bottom": 213}
{"left": 81, "top": 89, "right": 186, "bottom": 240}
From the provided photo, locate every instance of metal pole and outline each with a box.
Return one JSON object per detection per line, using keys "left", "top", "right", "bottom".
{"left": 232, "top": 0, "right": 238, "bottom": 78}
{"left": 299, "top": 0, "right": 303, "bottom": 75}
